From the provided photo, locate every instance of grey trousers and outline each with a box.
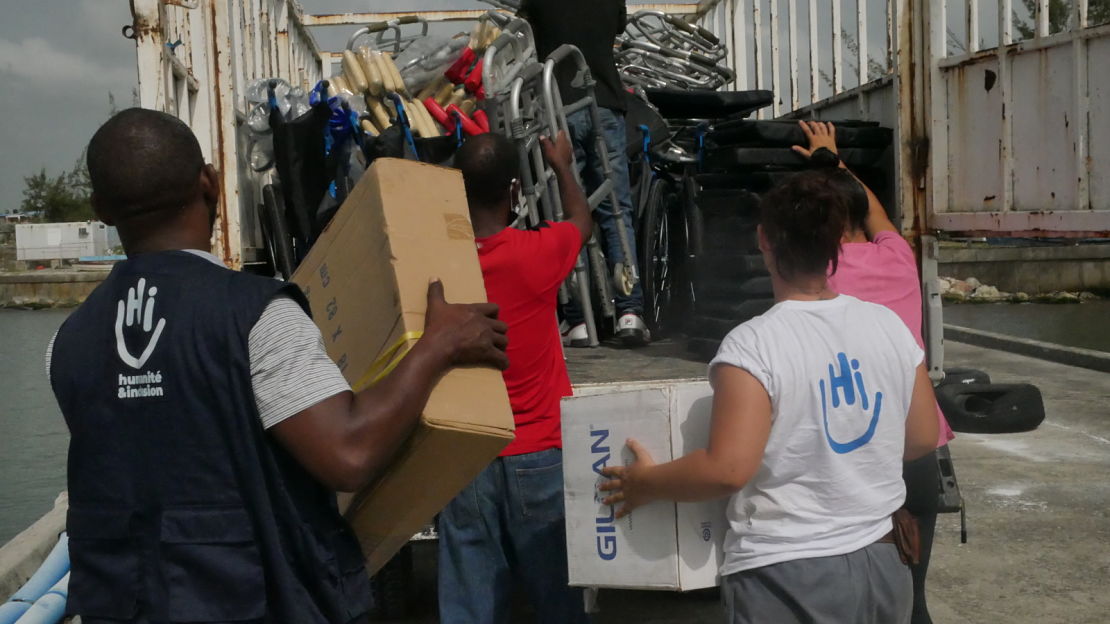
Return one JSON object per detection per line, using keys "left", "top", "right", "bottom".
{"left": 721, "top": 543, "right": 912, "bottom": 624}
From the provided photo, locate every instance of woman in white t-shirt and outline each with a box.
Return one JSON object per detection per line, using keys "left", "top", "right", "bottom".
{"left": 600, "top": 170, "right": 940, "bottom": 624}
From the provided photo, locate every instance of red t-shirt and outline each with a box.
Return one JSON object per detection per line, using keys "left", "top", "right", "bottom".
{"left": 476, "top": 221, "right": 583, "bottom": 456}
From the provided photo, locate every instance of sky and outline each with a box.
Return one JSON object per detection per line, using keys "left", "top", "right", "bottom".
{"left": 0, "top": 0, "right": 504, "bottom": 214}
{"left": 0, "top": 0, "right": 1027, "bottom": 215}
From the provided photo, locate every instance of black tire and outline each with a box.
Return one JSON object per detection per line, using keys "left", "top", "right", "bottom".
{"left": 370, "top": 544, "right": 414, "bottom": 620}
{"left": 696, "top": 297, "right": 776, "bottom": 322}
{"left": 693, "top": 251, "right": 766, "bottom": 281}
{"left": 686, "top": 315, "right": 753, "bottom": 340}
{"left": 638, "top": 177, "right": 683, "bottom": 337}
{"left": 683, "top": 175, "right": 704, "bottom": 260}
{"left": 696, "top": 188, "right": 761, "bottom": 220}
{"left": 261, "top": 184, "right": 295, "bottom": 279}
{"left": 935, "top": 383, "right": 1045, "bottom": 434}
{"left": 695, "top": 276, "right": 773, "bottom": 300}
{"left": 938, "top": 367, "right": 991, "bottom": 388}
{"left": 687, "top": 336, "right": 723, "bottom": 361}
{"left": 704, "top": 146, "right": 888, "bottom": 173}
{"left": 695, "top": 172, "right": 782, "bottom": 193}
{"left": 707, "top": 119, "right": 893, "bottom": 149}
{"left": 701, "top": 225, "right": 760, "bottom": 253}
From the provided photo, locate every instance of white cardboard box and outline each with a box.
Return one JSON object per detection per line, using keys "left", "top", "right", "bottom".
{"left": 562, "top": 379, "right": 729, "bottom": 591}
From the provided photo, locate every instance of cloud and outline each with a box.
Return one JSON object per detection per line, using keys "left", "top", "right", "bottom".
{"left": 0, "top": 36, "right": 133, "bottom": 87}
{"left": 79, "top": 0, "right": 133, "bottom": 38}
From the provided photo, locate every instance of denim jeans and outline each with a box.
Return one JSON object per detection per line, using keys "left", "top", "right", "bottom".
{"left": 563, "top": 107, "right": 643, "bottom": 324}
{"left": 437, "top": 448, "right": 589, "bottom": 624}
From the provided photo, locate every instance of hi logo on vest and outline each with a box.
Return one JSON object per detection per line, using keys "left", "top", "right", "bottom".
{"left": 818, "top": 352, "right": 883, "bottom": 454}
{"left": 115, "top": 277, "right": 167, "bottom": 399}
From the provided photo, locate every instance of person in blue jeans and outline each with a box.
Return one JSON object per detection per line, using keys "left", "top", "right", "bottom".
{"left": 521, "top": 0, "right": 649, "bottom": 347}
{"left": 438, "top": 133, "right": 592, "bottom": 623}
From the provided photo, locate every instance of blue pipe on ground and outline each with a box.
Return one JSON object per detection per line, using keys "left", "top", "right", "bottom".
{"left": 0, "top": 602, "right": 32, "bottom": 624}
{"left": 0, "top": 534, "right": 68, "bottom": 624}
{"left": 12, "top": 573, "right": 68, "bottom": 624}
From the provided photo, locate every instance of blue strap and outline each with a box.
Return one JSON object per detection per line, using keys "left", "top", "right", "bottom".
{"left": 387, "top": 93, "right": 420, "bottom": 160}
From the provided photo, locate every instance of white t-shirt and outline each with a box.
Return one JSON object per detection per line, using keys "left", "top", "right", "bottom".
{"left": 46, "top": 250, "right": 350, "bottom": 430}
{"left": 709, "top": 294, "right": 924, "bottom": 575}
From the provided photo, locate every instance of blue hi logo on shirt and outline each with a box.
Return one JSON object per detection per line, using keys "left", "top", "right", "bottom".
{"left": 819, "top": 352, "right": 883, "bottom": 454}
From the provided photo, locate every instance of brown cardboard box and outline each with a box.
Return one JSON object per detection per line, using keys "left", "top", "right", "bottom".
{"left": 292, "top": 158, "right": 514, "bottom": 573}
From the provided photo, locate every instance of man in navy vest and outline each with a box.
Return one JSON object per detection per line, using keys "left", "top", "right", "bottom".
{"left": 47, "top": 108, "right": 509, "bottom": 623}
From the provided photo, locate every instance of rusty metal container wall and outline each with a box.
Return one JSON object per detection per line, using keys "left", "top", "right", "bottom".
{"left": 933, "top": 0, "right": 1110, "bottom": 236}
{"left": 695, "top": 0, "right": 1109, "bottom": 238}
{"left": 131, "top": 0, "right": 323, "bottom": 268}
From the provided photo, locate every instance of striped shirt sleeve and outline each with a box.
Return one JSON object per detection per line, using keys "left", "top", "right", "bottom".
{"left": 249, "top": 295, "right": 351, "bottom": 429}
{"left": 44, "top": 331, "right": 57, "bottom": 381}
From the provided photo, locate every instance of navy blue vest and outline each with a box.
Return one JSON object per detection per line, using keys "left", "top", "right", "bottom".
{"left": 50, "top": 251, "right": 370, "bottom": 623}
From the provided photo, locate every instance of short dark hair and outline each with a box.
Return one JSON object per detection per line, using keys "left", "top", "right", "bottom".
{"left": 824, "top": 169, "right": 869, "bottom": 232}
{"left": 759, "top": 170, "right": 850, "bottom": 280}
{"left": 454, "top": 133, "right": 519, "bottom": 209}
{"left": 86, "top": 108, "right": 205, "bottom": 222}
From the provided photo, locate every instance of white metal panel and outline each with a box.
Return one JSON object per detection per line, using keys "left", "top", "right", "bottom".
{"left": 769, "top": 0, "right": 781, "bottom": 115}
{"left": 944, "top": 60, "right": 1004, "bottom": 213}
{"left": 808, "top": 1, "right": 819, "bottom": 102}
{"left": 929, "top": 0, "right": 1109, "bottom": 234}
{"left": 858, "top": 0, "right": 869, "bottom": 85}
{"left": 788, "top": 0, "right": 799, "bottom": 110}
{"left": 732, "top": 0, "right": 750, "bottom": 90}
{"left": 1072, "top": 0, "right": 1091, "bottom": 211}
{"left": 1010, "top": 46, "right": 1078, "bottom": 213}
{"left": 1087, "top": 35, "right": 1110, "bottom": 211}
{"left": 928, "top": 0, "right": 950, "bottom": 230}
{"left": 831, "top": 0, "right": 843, "bottom": 93}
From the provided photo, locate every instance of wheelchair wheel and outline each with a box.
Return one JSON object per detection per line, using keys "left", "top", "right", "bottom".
{"left": 638, "top": 176, "right": 685, "bottom": 337}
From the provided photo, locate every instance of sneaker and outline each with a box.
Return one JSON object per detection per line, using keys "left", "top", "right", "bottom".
{"left": 561, "top": 322, "right": 591, "bottom": 348}
{"left": 616, "top": 313, "right": 650, "bottom": 347}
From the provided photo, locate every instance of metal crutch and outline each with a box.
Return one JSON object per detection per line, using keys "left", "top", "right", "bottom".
{"left": 345, "top": 16, "right": 429, "bottom": 56}
{"left": 511, "top": 66, "right": 608, "bottom": 347}
{"left": 543, "top": 44, "right": 640, "bottom": 300}
{"left": 481, "top": 18, "right": 606, "bottom": 346}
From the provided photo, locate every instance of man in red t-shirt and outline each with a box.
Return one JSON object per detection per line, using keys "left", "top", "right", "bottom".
{"left": 437, "top": 131, "right": 592, "bottom": 623}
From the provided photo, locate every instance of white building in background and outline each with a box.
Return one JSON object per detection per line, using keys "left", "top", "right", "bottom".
{"left": 15, "top": 222, "right": 113, "bottom": 261}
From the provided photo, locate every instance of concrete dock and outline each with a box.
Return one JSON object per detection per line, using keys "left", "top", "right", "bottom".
{"left": 388, "top": 339, "right": 1110, "bottom": 623}
{"left": 0, "top": 269, "right": 107, "bottom": 308}
{"left": 926, "top": 342, "right": 1110, "bottom": 624}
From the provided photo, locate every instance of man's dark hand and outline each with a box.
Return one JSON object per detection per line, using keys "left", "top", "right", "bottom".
{"left": 540, "top": 131, "right": 574, "bottom": 172}
{"left": 423, "top": 280, "right": 510, "bottom": 370}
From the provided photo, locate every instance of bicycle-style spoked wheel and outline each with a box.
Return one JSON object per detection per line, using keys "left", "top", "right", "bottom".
{"left": 638, "top": 176, "right": 681, "bottom": 337}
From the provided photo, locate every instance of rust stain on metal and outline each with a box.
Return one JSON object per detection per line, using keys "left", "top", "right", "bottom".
{"left": 207, "top": 3, "right": 233, "bottom": 267}
{"left": 946, "top": 229, "right": 1110, "bottom": 239}
{"left": 129, "top": 0, "right": 161, "bottom": 39}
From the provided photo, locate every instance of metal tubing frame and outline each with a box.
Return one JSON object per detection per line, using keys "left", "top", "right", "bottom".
{"left": 483, "top": 20, "right": 612, "bottom": 344}
{"left": 543, "top": 45, "right": 640, "bottom": 294}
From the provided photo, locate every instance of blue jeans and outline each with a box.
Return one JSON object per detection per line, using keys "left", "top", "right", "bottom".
{"left": 437, "top": 448, "right": 589, "bottom": 624}
{"left": 564, "top": 107, "right": 643, "bottom": 324}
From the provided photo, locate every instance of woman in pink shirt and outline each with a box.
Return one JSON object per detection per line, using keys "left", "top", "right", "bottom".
{"left": 794, "top": 121, "right": 953, "bottom": 624}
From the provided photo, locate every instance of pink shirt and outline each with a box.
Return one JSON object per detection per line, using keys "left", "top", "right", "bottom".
{"left": 827, "top": 231, "right": 955, "bottom": 447}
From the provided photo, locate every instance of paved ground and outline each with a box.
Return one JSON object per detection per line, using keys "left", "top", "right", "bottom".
{"left": 382, "top": 340, "right": 1110, "bottom": 623}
